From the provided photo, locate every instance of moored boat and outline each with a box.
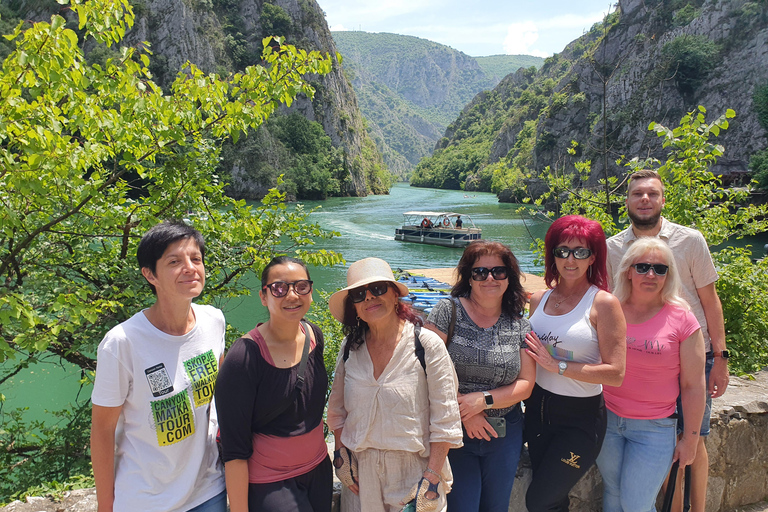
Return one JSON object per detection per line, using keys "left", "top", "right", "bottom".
{"left": 394, "top": 211, "right": 481, "bottom": 248}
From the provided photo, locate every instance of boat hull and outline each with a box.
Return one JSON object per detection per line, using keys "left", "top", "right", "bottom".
{"left": 394, "top": 227, "right": 481, "bottom": 248}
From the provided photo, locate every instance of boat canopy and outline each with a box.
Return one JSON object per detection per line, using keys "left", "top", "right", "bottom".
{"left": 403, "top": 211, "right": 462, "bottom": 218}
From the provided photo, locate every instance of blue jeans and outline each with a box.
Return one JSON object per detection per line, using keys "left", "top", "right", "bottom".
{"left": 186, "top": 490, "right": 227, "bottom": 512}
{"left": 596, "top": 410, "right": 677, "bottom": 512}
{"left": 447, "top": 407, "right": 523, "bottom": 512}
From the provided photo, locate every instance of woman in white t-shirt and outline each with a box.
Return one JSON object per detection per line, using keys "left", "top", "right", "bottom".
{"left": 523, "top": 215, "right": 626, "bottom": 512}
{"left": 596, "top": 237, "right": 705, "bottom": 512}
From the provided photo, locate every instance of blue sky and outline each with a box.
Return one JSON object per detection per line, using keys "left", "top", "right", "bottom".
{"left": 321, "top": 1, "right": 617, "bottom": 57}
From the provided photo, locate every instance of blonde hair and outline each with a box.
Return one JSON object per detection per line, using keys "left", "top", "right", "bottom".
{"left": 612, "top": 237, "right": 689, "bottom": 310}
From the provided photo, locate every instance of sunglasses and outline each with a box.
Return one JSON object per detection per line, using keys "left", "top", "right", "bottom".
{"left": 349, "top": 282, "right": 391, "bottom": 303}
{"left": 632, "top": 263, "right": 669, "bottom": 276}
{"left": 553, "top": 247, "right": 592, "bottom": 259}
{"left": 471, "top": 266, "right": 509, "bottom": 281}
{"left": 262, "top": 280, "right": 313, "bottom": 297}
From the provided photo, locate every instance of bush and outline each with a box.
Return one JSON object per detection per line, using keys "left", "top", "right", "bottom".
{"left": 261, "top": 2, "right": 292, "bottom": 36}
{"left": 752, "top": 83, "right": 768, "bottom": 131}
{"left": 662, "top": 35, "right": 719, "bottom": 95}
{"left": 749, "top": 148, "right": 768, "bottom": 190}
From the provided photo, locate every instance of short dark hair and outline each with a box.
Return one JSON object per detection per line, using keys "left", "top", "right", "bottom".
{"left": 260, "top": 256, "right": 311, "bottom": 288}
{"left": 137, "top": 220, "right": 206, "bottom": 293}
{"left": 628, "top": 169, "right": 664, "bottom": 194}
{"left": 543, "top": 215, "right": 608, "bottom": 291}
{"left": 452, "top": 240, "right": 526, "bottom": 319}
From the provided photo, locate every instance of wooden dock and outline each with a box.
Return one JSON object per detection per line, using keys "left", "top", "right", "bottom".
{"left": 404, "top": 268, "right": 547, "bottom": 295}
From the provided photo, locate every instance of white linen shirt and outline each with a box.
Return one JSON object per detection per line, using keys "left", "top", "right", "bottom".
{"left": 326, "top": 321, "right": 463, "bottom": 457}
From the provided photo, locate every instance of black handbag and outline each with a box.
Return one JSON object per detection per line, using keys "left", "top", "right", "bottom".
{"left": 661, "top": 460, "right": 692, "bottom": 512}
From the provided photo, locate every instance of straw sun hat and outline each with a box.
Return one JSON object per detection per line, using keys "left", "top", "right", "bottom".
{"left": 328, "top": 258, "right": 409, "bottom": 324}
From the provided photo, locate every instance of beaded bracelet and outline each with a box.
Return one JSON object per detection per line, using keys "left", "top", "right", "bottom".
{"left": 424, "top": 467, "right": 442, "bottom": 481}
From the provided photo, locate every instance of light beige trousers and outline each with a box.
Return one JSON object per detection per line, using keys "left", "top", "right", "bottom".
{"left": 340, "top": 449, "right": 449, "bottom": 512}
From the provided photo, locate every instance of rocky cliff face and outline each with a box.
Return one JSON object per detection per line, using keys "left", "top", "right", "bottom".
{"left": 122, "top": 0, "right": 376, "bottom": 197}
{"left": 508, "top": 0, "right": 768, "bottom": 183}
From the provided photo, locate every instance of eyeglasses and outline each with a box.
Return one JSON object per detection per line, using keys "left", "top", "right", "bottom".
{"left": 471, "top": 266, "right": 509, "bottom": 281}
{"left": 262, "top": 280, "right": 313, "bottom": 297}
{"left": 632, "top": 263, "right": 669, "bottom": 276}
{"left": 553, "top": 247, "right": 592, "bottom": 259}
{"left": 349, "top": 282, "right": 391, "bottom": 303}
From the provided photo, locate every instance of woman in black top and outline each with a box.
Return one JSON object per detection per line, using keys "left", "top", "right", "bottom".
{"left": 215, "top": 256, "right": 331, "bottom": 512}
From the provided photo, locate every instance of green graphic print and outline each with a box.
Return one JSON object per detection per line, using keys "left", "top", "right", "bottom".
{"left": 151, "top": 389, "right": 195, "bottom": 446}
{"left": 184, "top": 349, "right": 218, "bottom": 407}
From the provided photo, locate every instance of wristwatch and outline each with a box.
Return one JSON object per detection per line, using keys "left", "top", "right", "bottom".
{"left": 558, "top": 361, "right": 568, "bottom": 375}
{"left": 482, "top": 391, "right": 494, "bottom": 409}
{"left": 714, "top": 350, "right": 730, "bottom": 359}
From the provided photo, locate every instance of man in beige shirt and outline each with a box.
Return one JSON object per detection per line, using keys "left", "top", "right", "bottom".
{"left": 606, "top": 170, "right": 729, "bottom": 512}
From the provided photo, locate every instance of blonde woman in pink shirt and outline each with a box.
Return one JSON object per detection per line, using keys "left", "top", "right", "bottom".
{"left": 597, "top": 237, "right": 706, "bottom": 512}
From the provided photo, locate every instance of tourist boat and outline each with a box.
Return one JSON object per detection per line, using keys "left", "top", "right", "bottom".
{"left": 394, "top": 211, "right": 481, "bottom": 248}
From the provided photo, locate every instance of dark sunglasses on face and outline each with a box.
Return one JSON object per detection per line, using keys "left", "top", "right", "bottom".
{"left": 471, "top": 266, "right": 509, "bottom": 281}
{"left": 349, "top": 282, "right": 391, "bottom": 303}
{"left": 632, "top": 263, "right": 669, "bottom": 276}
{"left": 553, "top": 246, "right": 592, "bottom": 259}
{"left": 263, "top": 280, "right": 313, "bottom": 297}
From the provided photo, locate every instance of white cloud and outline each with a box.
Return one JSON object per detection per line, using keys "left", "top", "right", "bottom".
{"left": 503, "top": 21, "right": 550, "bottom": 57}
{"left": 540, "top": 11, "right": 608, "bottom": 30}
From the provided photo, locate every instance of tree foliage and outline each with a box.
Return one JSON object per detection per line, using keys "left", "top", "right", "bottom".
{"left": 0, "top": 0, "right": 344, "bottom": 499}
{"left": 524, "top": 107, "right": 768, "bottom": 374}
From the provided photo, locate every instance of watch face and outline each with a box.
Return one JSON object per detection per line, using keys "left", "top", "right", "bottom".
{"left": 721, "top": 350, "right": 730, "bottom": 358}
{"left": 484, "top": 392, "right": 494, "bottom": 406}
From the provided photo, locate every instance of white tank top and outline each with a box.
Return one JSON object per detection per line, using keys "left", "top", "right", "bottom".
{"left": 529, "top": 285, "right": 602, "bottom": 397}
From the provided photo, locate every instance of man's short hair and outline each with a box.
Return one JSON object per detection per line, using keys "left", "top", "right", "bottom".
{"left": 137, "top": 221, "right": 206, "bottom": 293}
{"left": 628, "top": 169, "right": 665, "bottom": 193}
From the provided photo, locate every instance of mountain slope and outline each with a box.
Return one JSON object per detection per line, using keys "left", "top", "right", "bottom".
{"left": 332, "top": 31, "right": 543, "bottom": 176}
{"left": 414, "top": 0, "right": 768, "bottom": 199}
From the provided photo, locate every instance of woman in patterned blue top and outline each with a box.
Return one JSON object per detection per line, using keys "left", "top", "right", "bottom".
{"left": 426, "top": 240, "right": 536, "bottom": 512}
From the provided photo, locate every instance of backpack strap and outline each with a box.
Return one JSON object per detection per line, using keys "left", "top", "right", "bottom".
{"left": 413, "top": 324, "right": 426, "bottom": 373}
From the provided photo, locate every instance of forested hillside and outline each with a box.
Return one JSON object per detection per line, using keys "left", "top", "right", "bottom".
{"left": 0, "top": 0, "right": 390, "bottom": 200}
{"left": 332, "top": 31, "right": 542, "bottom": 176}
{"left": 413, "top": 0, "right": 768, "bottom": 199}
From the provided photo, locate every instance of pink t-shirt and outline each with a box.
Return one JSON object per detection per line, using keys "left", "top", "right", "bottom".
{"left": 246, "top": 325, "right": 328, "bottom": 484}
{"left": 604, "top": 304, "right": 700, "bottom": 419}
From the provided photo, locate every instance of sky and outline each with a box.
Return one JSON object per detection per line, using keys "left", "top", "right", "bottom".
{"left": 321, "top": 0, "right": 617, "bottom": 57}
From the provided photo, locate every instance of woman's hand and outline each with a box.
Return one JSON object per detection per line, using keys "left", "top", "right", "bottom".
{"left": 524, "top": 331, "right": 558, "bottom": 374}
{"left": 462, "top": 413, "right": 497, "bottom": 441}
{"left": 457, "top": 392, "right": 486, "bottom": 420}
{"left": 673, "top": 435, "right": 699, "bottom": 467}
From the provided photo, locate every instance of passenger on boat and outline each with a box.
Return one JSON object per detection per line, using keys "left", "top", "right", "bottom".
{"left": 422, "top": 218, "right": 434, "bottom": 229}
{"left": 327, "top": 258, "right": 462, "bottom": 512}
{"left": 455, "top": 216, "right": 463, "bottom": 229}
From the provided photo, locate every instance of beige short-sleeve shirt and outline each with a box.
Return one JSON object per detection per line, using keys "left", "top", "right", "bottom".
{"left": 606, "top": 217, "right": 719, "bottom": 350}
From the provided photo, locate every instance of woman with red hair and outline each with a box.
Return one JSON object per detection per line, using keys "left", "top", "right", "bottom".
{"left": 523, "top": 215, "right": 626, "bottom": 512}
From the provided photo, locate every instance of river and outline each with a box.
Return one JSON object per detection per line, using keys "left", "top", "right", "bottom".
{"left": 1, "top": 183, "right": 549, "bottom": 421}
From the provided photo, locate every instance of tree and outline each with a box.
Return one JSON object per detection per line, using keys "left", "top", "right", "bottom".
{"left": 524, "top": 107, "right": 768, "bottom": 374}
{"left": 0, "top": 0, "right": 343, "bottom": 499}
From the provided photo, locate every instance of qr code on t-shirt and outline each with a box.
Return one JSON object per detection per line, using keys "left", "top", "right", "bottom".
{"left": 145, "top": 363, "right": 174, "bottom": 397}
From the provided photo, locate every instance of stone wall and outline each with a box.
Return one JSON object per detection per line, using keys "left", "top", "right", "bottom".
{"left": 3, "top": 373, "right": 767, "bottom": 512}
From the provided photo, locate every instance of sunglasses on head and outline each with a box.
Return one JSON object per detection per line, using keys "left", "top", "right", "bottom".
{"left": 553, "top": 246, "right": 592, "bottom": 259}
{"left": 349, "top": 282, "right": 391, "bottom": 303}
{"left": 471, "top": 266, "right": 509, "bottom": 281}
{"left": 632, "top": 263, "right": 669, "bottom": 276}
{"left": 262, "top": 280, "right": 313, "bottom": 297}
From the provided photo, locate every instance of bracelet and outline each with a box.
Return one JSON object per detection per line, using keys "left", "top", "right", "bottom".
{"left": 424, "top": 467, "right": 442, "bottom": 481}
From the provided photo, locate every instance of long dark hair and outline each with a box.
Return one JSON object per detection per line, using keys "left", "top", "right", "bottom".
{"left": 452, "top": 240, "right": 526, "bottom": 319}
{"left": 342, "top": 284, "right": 422, "bottom": 351}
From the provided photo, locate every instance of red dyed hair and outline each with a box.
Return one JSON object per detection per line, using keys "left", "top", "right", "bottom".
{"left": 543, "top": 215, "right": 609, "bottom": 291}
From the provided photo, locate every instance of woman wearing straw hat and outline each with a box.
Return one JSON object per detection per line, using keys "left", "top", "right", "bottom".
{"left": 327, "top": 258, "right": 463, "bottom": 512}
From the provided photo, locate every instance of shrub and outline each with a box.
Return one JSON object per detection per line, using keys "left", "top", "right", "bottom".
{"left": 662, "top": 35, "right": 719, "bottom": 95}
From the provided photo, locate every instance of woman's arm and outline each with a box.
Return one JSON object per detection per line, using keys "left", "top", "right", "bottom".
{"left": 675, "top": 328, "right": 706, "bottom": 466}
{"left": 421, "top": 441, "right": 451, "bottom": 498}
{"left": 528, "top": 290, "right": 545, "bottom": 317}
{"left": 458, "top": 348, "right": 536, "bottom": 419}
{"left": 526, "top": 291, "right": 626, "bottom": 386}
{"left": 224, "top": 460, "right": 249, "bottom": 512}
{"left": 91, "top": 404, "right": 122, "bottom": 512}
